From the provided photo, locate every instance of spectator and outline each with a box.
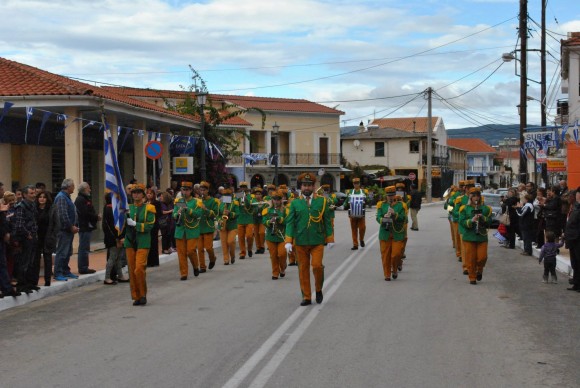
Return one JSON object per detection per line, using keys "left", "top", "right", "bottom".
{"left": 159, "top": 191, "right": 174, "bottom": 254}
{"left": 34, "top": 191, "right": 54, "bottom": 287}
{"left": 102, "top": 193, "right": 129, "bottom": 285}
{"left": 517, "top": 183, "right": 528, "bottom": 203}
{"left": 35, "top": 182, "right": 47, "bottom": 197}
{"left": 0, "top": 181, "right": 5, "bottom": 204}
{"left": 146, "top": 188, "right": 161, "bottom": 267}
{"left": 501, "top": 188, "right": 519, "bottom": 249}
{"left": 543, "top": 185, "right": 562, "bottom": 238}
{"left": 516, "top": 194, "right": 534, "bottom": 256}
{"left": 75, "top": 182, "right": 100, "bottom": 274}
{"left": 14, "top": 188, "right": 23, "bottom": 204}
{"left": 53, "top": 178, "right": 79, "bottom": 282}
{"left": 3, "top": 191, "right": 17, "bottom": 279}
{"left": 560, "top": 180, "right": 570, "bottom": 235}
{"left": 0, "top": 200, "right": 20, "bottom": 297}
{"left": 409, "top": 184, "right": 421, "bottom": 231}
{"left": 526, "top": 182, "right": 537, "bottom": 202}
{"left": 539, "top": 231, "right": 563, "bottom": 284}
{"left": 11, "top": 185, "right": 39, "bottom": 293}
{"left": 565, "top": 188, "right": 580, "bottom": 291}
{"left": 534, "top": 187, "right": 547, "bottom": 249}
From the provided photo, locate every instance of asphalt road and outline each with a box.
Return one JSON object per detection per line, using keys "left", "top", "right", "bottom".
{"left": 1, "top": 204, "right": 579, "bottom": 388}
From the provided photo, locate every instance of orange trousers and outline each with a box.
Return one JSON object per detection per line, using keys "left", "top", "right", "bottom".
{"left": 452, "top": 222, "right": 461, "bottom": 258}
{"left": 379, "top": 238, "right": 404, "bottom": 279}
{"left": 198, "top": 232, "right": 216, "bottom": 269}
{"left": 176, "top": 237, "right": 199, "bottom": 277}
{"left": 126, "top": 248, "right": 149, "bottom": 301}
{"left": 349, "top": 217, "right": 366, "bottom": 247}
{"left": 463, "top": 241, "right": 488, "bottom": 281}
{"left": 448, "top": 219, "right": 456, "bottom": 248}
{"left": 237, "top": 224, "right": 254, "bottom": 257}
{"left": 267, "top": 240, "right": 287, "bottom": 278}
{"left": 253, "top": 223, "right": 265, "bottom": 250}
{"left": 220, "top": 229, "right": 237, "bottom": 263}
{"left": 296, "top": 245, "right": 325, "bottom": 301}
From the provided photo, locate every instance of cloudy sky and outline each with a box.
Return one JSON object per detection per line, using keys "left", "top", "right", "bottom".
{"left": 1, "top": 0, "right": 579, "bottom": 129}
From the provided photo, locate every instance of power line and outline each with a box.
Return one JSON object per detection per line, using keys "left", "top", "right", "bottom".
{"left": 437, "top": 61, "right": 506, "bottom": 100}
{"left": 436, "top": 59, "right": 502, "bottom": 91}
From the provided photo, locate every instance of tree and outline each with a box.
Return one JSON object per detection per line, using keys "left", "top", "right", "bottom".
{"left": 164, "top": 67, "right": 265, "bottom": 189}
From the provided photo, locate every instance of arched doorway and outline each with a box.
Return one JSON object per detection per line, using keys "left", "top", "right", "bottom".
{"left": 274, "top": 174, "right": 289, "bottom": 186}
{"left": 320, "top": 173, "right": 334, "bottom": 191}
{"left": 250, "top": 173, "right": 265, "bottom": 189}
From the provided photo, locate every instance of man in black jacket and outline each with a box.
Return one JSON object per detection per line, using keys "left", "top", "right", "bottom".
{"left": 409, "top": 184, "right": 422, "bottom": 231}
{"left": 565, "top": 189, "right": 580, "bottom": 291}
{"left": 75, "top": 182, "right": 100, "bottom": 274}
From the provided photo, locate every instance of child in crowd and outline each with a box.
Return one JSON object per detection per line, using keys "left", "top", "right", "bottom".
{"left": 538, "top": 231, "right": 564, "bottom": 284}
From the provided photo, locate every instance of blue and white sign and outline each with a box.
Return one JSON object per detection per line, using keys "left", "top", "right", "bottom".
{"left": 524, "top": 131, "right": 556, "bottom": 150}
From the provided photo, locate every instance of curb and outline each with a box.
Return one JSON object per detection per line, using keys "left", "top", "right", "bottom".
{"left": 0, "top": 239, "right": 222, "bottom": 313}
{"left": 515, "top": 238, "right": 572, "bottom": 277}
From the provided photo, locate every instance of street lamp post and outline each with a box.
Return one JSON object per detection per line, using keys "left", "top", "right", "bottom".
{"left": 196, "top": 90, "right": 208, "bottom": 181}
{"left": 272, "top": 122, "right": 279, "bottom": 185}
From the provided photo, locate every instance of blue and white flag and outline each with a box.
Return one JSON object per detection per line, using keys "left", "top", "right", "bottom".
{"left": 104, "top": 124, "right": 129, "bottom": 232}
{"left": 519, "top": 146, "right": 528, "bottom": 162}
{"left": 37, "top": 111, "right": 51, "bottom": 144}
{"left": 24, "top": 107, "right": 33, "bottom": 143}
{"left": 573, "top": 120, "right": 579, "bottom": 145}
{"left": 561, "top": 124, "right": 568, "bottom": 143}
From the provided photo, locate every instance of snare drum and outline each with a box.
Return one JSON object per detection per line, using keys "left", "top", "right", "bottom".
{"left": 348, "top": 194, "right": 366, "bottom": 218}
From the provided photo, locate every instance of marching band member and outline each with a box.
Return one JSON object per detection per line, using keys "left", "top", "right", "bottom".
{"left": 173, "top": 181, "right": 203, "bottom": 280}
{"left": 456, "top": 180, "right": 476, "bottom": 275}
{"left": 285, "top": 172, "right": 334, "bottom": 306}
{"left": 236, "top": 182, "right": 255, "bottom": 260}
{"left": 376, "top": 186, "right": 407, "bottom": 281}
{"left": 459, "top": 187, "right": 492, "bottom": 284}
{"left": 252, "top": 187, "right": 267, "bottom": 255}
{"left": 444, "top": 185, "right": 459, "bottom": 248}
{"left": 450, "top": 181, "right": 466, "bottom": 262}
{"left": 263, "top": 190, "right": 287, "bottom": 279}
{"left": 279, "top": 184, "right": 297, "bottom": 266}
{"left": 124, "top": 183, "right": 156, "bottom": 306}
{"left": 344, "top": 177, "right": 368, "bottom": 250}
{"left": 217, "top": 188, "right": 239, "bottom": 265}
{"left": 198, "top": 181, "right": 219, "bottom": 272}
{"left": 396, "top": 182, "right": 411, "bottom": 264}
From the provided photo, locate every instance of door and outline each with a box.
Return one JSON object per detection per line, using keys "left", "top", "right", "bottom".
{"left": 319, "top": 137, "right": 328, "bottom": 165}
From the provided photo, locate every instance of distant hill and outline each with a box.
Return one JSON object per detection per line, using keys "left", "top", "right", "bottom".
{"left": 447, "top": 124, "right": 524, "bottom": 146}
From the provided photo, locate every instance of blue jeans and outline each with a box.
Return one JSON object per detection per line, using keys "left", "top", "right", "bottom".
{"left": 77, "top": 231, "right": 92, "bottom": 272}
{"left": 54, "top": 231, "right": 74, "bottom": 277}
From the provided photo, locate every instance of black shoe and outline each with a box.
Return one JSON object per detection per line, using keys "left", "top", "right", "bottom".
{"left": 476, "top": 273, "right": 482, "bottom": 281}
{"left": 199, "top": 268, "right": 207, "bottom": 273}
{"left": 463, "top": 270, "right": 468, "bottom": 275}
{"left": 316, "top": 291, "right": 323, "bottom": 304}
{"left": 351, "top": 246, "right": 358, "bottom": 250}
{"left": 397, "top": 265, "right": 402, "bottom": 271}
{"left": 240, "top": 256, "right": 246, "bottom": 260}
{"left": 470, "top": 281, "right": 477, "bottom": 285}
{"left": 458, "top": 257, "right": 462, "bottom": 262}
{"left": 231, "top": 257, "right": 236, "bottom": 264}
{"left": 280, "top": 272, "right": 285, "bottom": 278}
{"left": 30, "top": 285, "right": 41, "bottom": 291}
{"left": 194, "top": 268, "right": 200, "bottom": 277}
{"left": 224, "top": 262, "right": 230, "bottom": 266}
{"left": 248, "top": 251, "right": 253, "bottom": 257}
{"left": 79, "top": 269, "right": 97, "bottom": 274}
{"left": 103, "top": 280, "right": 117, "bottom": 285}
{"left": 272, "top": 276, "right": 278, "bottom": 280}
{"left": 180, "top": 276, "right": 187, "bottom": 281}
{"left": 300, "top": 299, "right": 312, "bottom": 306}
{"left": 360, "top": 241, "right": 365, "bottom": 247}
{"left": 139, "top": 297, "right": 147, "bottom": 305}
{"left": 402, "top": 254, "right": 406, "bottom": 259}
{"left": 392, "top": 273, "right": 398, "bottom": 280}
{"left": 288, "top": 262, "right": 297, "bottom": 266}
{"left": 385, "top": 277, "right": 391, "bottom": 281}
{"left": 209, "top": 261, "right": 216, "bottom": 270}
{"left": 567, "top": 286, "right": 580, "bottom": 291}
{"left": 44, "top": 282, "right": 51, "bottom": 287}
{"left": 133, "top": 299, "right": 141, "bottom": 306}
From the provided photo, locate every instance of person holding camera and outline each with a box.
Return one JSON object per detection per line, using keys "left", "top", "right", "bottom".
{"left": 376, "top": 186, "right": 407, "bottom": 281}
{"left": 459, "top": 187, "right": 492, "bottom": 285}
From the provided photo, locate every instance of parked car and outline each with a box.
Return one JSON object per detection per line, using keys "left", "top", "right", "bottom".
{"left": 481, "top": 192, "right": 502, "bottom": 228}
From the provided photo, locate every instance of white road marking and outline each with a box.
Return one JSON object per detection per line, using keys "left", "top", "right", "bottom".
{"left": 222, "top": 231, "right": 380, "bottom": 388}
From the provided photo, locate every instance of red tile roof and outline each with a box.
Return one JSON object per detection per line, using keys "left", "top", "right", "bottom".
{"left": 562, "top": 32, "right": 580, "bottom": 47}
{"left": 371, "top": 117, "right": 440, "bottom": 132}
{"left": 102, "top": 86, "right": 343, "bottom": 115}
{"left": 0, "top": 57, "right": 249, "bottom": 126}
{"left": 497, "top": 150, "right": 520, "bottom": 159}
{"left": 447, "top": 138, "right": 497, "bottom": 153}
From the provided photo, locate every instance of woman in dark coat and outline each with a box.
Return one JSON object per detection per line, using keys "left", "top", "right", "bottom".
{"left": 501, "top": 188, "right": 519, "bottom": 249}
{"left": 543, "top": 185, "right": 562, "bottom": 237}
{"left": 34, "top": 191, "right": 54, "bottom": 287}
{"left": 146, "top": 188, "right": 162, "bottom": 267}
{"left": 565, "top": 189, "right": 580, "bottom": 291}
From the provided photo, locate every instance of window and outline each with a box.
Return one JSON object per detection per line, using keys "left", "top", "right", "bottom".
{"left": 374, "top": 142, "right": 385, "bottom": 157}
{"left": 410, "top": 140, "right": 419, "bottom": 153}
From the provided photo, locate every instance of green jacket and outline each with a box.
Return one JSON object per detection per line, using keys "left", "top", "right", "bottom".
{"left": 325, "top": 193, "right": 338, "bottom": 219}
{"left": 459, "top": 204, "right": 491, "bottom": 242}
{"left": 285, "top": 195, "right": 333, "bottom": 246}
{"left": 263, "top": 206, "right": 287, "bottom": 243}
{"left": 218, "top": 200, "right": 239, "bottom": 231}
{"left": 173, "top": 197, "right": 203, "bottom": 239}
{"left": 451, "top": 193, "right": 465, "bottom": 223}
{"left": 124, "top": 203, "right": 156, "bottom": 249}
{"left": 237, "top": 193, "right": 255, "bottom": 225}
{"left": 376, "top": 201, "right": 407, "bottom": 241}
{"left": 199, "top": 196, "right": 220, "bottom": 234}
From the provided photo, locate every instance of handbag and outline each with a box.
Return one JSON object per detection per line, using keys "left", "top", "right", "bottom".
{"left": 499, "top": 211, "right": 510, "bottom": 226}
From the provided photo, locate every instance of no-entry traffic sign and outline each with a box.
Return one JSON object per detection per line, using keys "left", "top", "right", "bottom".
{"left": 145, "top": 140, "right": 163, "bottom": 160}
{"left": 408, "top": 172, "right": 416, "bottom": 181}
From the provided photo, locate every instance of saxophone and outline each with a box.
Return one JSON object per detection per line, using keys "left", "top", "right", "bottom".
{"left": 269, "top": 208, "right": 285, "bottom": 240}
{"left": 473, "top": 200, "right": 487, "bottom": 236}
{"left": 219, "top": 203, "right": 231, "bottom": 229}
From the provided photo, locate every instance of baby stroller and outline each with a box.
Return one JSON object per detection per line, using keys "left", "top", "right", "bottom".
{"left": 493, "top": 223, "right": 508, "bottom": 247}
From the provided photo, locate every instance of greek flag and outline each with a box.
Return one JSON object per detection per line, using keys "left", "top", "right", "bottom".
{"left": 104, "top": 124, "right": 129, "bottom": 232}
{"left": 349, "top": 194, "right": 365, "bottom": 217}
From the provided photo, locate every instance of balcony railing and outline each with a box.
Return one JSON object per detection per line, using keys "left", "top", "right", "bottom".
{"left": 228, "top": 153, "right": 341, "bottom": 166}
{"left": 467, "top": 166, "right": 502, "bottom": 173}
{"left": 421, "top": 155, "right": 449, "bottom": 166}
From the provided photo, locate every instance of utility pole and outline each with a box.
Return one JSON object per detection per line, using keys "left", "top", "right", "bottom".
{"left": 518, "top": 0, "right": 528, "bottom": 184}
{"left": 540, "top": 0, "right": 549, "bottom": 186}
{"left": 427, "top": 87, "right": 433, "bottom": 202}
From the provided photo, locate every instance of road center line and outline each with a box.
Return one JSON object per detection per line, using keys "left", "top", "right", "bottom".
{"left": 222, "top": 230, "right": 380, "bottom": 388}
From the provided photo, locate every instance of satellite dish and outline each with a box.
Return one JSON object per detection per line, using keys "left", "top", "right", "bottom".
{"left": 318, "top": 168, "right": 325, "bottom": 176}
{"left": 353, "top": 139, "right": 360, "bottom": 148}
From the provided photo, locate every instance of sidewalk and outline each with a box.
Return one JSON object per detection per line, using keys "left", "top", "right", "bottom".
{"left": 515, "top": 238, "right": 573, "bottom": 277}
{"left": 0, "top": 239, "right": 222, "bottom": 312}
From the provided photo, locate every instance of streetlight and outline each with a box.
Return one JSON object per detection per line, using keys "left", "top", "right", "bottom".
{"left": 196, "top": 90, "right": 208, "bottom": 181}
{"left": 272, "top": 122, "right": 279, "bottom": 185}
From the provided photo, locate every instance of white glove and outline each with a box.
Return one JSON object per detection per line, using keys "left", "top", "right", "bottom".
{"left": 285, "top": 243, "right": 293, "bottom": 253}
{"left": 126, "top": 217, "right": 137, "bottom": 227}
{"left": 327, "top": 243, "right": 335, "bottom": 249}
